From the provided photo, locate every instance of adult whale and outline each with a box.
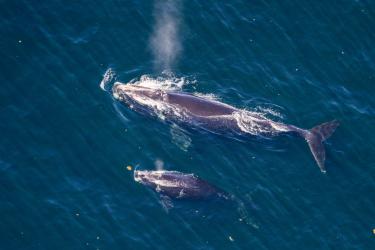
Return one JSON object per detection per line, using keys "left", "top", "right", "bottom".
{"left": 113, "top": 83, "right": 339, "bottom": 173}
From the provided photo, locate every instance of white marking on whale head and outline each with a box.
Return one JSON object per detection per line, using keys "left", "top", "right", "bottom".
{"left": 114, "top": 84, "right": 165, "bottom": 102}
{"left": 134, "top": 170, "right": 191, "bottom": 188}
{"left": 113, "top": 83, "right": 186, "bottom": 120}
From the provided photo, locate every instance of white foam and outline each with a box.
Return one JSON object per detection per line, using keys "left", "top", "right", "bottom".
{"left": 193, "top": 92, "right": 220, "bottom": 101}
{"left": 100, "top": 68, "right": 116, "bottom": 91}
{"left": 256, "top": 106, "right": 284, "bottom": 119}
{"left": 232, "top": 110, "right": 277, "bottom": 135}
{"left": 130, "top": 74, "right": 186, "bottom": 91}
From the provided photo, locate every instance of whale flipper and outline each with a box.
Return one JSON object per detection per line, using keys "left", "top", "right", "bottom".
{"left": 160, "top": 195, "right": 173, "bottom": 212}
{"left": 305, "top": 120, "right": 339, "bottom": 173}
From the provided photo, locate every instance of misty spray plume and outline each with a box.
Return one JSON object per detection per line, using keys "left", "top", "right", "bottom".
{"left": 150, "top": 0, "right": 182, "bottom": 72}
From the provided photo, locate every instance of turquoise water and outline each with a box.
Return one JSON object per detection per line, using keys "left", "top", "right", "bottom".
{"left": 1, "top": 0, "right": 374, "bottom": 249}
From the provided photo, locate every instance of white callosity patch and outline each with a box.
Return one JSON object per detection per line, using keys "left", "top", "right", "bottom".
{"left": 126, "top": 89, "right": 184, "bottom": 121}
{"left": 115, "top": 75, "right": 191, "bottom": 121}
{"left": 134, "top": 170, "right": 193, "bottom": 189}
{"left": 152, "top": 179, "right": 189, "bottom": 188}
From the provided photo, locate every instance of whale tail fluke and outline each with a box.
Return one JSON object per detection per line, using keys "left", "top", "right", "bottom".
{"left": 303, "top": 120, "right": 339, "bottom": 173}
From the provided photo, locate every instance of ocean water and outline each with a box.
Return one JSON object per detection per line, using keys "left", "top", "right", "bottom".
{"left": 0, "top": 0, "right": 374, "bottom": 249}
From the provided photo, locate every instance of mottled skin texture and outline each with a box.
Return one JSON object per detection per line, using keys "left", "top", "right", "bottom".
{"left": 134, "top": 170, "right": 227, "bottom": 200}
{"left": 113, "top": 84, "right": 339, "bottom": 172}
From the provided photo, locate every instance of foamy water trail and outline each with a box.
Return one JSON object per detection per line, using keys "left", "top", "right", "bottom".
{"left": 150, "top": 0, "right": 182, "bottom": 71}
{"left": 255, "top": 106, "right": 284, "bottom": 119}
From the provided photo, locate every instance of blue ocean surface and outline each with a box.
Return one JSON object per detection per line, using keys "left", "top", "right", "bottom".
{"left": 0, "top": 0, "right": 374, "bottom": 249}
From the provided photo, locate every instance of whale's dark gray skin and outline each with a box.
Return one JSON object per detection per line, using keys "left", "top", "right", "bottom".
{"left": 113, "top": 84, "right": 339, "bottom": 173}
{"left": 134, "top": 170, "right": 228, "bottom": 200}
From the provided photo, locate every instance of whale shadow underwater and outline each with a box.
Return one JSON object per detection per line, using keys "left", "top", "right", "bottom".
{"left": 113, "top": 83, "right": 339, "bottom": 173}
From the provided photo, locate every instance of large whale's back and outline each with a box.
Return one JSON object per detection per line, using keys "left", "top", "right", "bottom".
{"left": 166, "top": 92, "right": 236, "bottom": 116}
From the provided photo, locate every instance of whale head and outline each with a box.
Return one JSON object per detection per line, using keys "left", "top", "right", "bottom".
{"left": 134, "top": 170, "right": 187, "bottom": 189}
{"left": 112, "top": 83, "right": 165, "bottom": 103}
{"left": 133, "top": 170, "right": 172, "bottom": 190}
{"left": 133, "top": 170, "right": 155, "bottom": 187}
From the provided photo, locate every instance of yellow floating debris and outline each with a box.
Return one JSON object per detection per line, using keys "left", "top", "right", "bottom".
{"left": 126, "top": 165, "right": 132, "bottom": 171}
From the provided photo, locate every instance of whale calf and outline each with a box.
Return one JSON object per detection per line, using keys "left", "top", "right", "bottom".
{"left": 134, "top": 170, "right": 228, "bottom": 200}
{"left": 113, "top": 83, "right": 339, "bottom": 172}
